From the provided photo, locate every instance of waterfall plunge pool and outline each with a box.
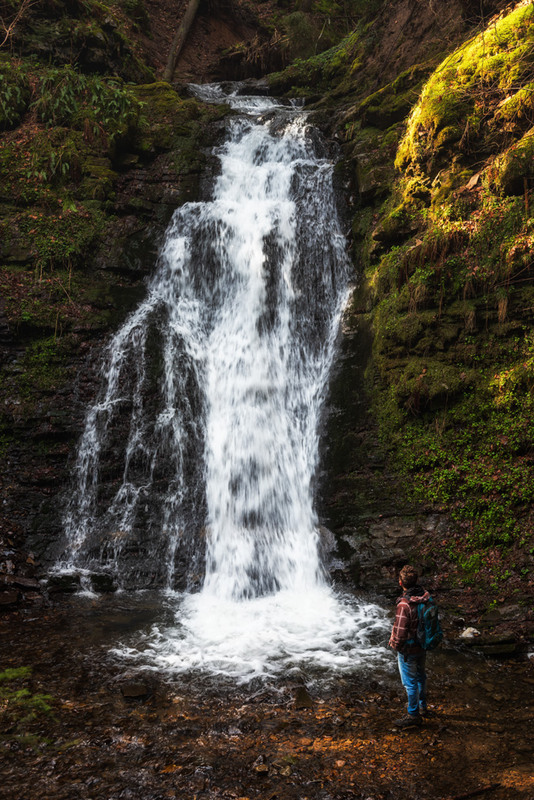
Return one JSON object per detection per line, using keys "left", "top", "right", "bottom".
{"left": 112, "top": 588, "right": 390, "bottom": 684}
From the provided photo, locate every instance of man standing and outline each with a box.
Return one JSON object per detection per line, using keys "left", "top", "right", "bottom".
{"left": 389, "top": 565, "right": 431, "bottom": 728}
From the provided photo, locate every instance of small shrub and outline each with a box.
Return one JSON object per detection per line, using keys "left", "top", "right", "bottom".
{"left": 32, "top": 65, "right": 143, "bottom": 150}
{"left": 0, "top": 57, "right": 30, "bottom": 129}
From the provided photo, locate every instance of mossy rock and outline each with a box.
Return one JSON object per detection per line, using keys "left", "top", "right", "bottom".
{"left": 372, "top": 202, "right": 420, "bottom": 245}
{"left": 396, "top": 4, "right": 534, "bottom": 171}
{"left": 353, "top": 152, "right": 394, "bottom": 200}
{"left": 121, "top": 0, "right": 151, "bottom": 31}
{"left": 392, "top": 358, "right": 474, "bottom": 409}
{"left": 0, "top": 127, "right": 90, "bottom": 208}
{"left": 10, "top": 1, "right": 154, "bottom": 83}
{"left": 268, "top": 26, "right": 365, "bottom": 96}
{"left": 487, "top": 131, "right": 534, "bottom": 196}
{"left": 132, "top": 84, "right": 229, "bottom": 153}
{"left": 378, "top": 312, "right": 428, "bottom": 348}
{"left": 494, "top": 81, "right": 534, "bottom": 128}
{"left": 1, "top": 203, "right": 106, "bottom": 274}
{"left": 78, "top": 156, "right": 117, "bottom": 200}
{"left": 430, "top": 164, "right": 474, "bottom": 207}
{"left": 357, "top": 64, "right": 431, "bottom": 130}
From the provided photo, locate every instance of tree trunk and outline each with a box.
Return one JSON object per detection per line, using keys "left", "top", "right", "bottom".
{"left": 163, "top": 0, "right": 202, "bottom": 83}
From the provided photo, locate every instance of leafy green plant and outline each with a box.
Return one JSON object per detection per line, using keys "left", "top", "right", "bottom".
{"left": 0, "top": 57, "right": 30, "bottom": 129}
{"left": 32, "top": 65, "right": 143, "bottom": 150}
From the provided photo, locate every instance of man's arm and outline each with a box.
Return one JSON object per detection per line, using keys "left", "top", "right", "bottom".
{"left": 388, "top": 599, "right": 412, "bottom": 651}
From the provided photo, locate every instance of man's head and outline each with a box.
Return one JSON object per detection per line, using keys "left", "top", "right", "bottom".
{"left": 399, "top": 564, "right": 419, "bottom": 589}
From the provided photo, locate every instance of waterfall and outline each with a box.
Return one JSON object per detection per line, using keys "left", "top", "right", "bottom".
{"left": 57, "top": 85, "right": 388, "bottom": 679}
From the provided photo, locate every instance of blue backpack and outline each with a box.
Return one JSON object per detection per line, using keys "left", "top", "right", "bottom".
{"left": 415, "top": 596, "right": 443, "bottom": 651}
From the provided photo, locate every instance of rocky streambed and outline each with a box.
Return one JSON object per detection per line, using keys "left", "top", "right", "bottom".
{"left": 1, "top": 592, "right": 533, "bottom": 800}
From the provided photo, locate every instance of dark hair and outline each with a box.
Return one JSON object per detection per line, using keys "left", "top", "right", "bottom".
{"left": 399, "top": 565, "right": 419, "bottom": 589}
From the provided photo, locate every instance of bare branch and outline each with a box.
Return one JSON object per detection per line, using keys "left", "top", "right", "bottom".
{"left": 0, "top": 0, "right": 37, "bottom": 49}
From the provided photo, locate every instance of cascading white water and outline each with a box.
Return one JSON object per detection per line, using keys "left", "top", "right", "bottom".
{"left": 58, "top": 85, "right": 388, "bottom": 679}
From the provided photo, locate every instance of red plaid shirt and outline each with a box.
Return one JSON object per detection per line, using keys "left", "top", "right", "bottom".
{"left": 389, "top": 589, "right": 430, "bottom": 652}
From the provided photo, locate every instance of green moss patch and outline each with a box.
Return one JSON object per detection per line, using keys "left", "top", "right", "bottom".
{"left": 487, "top": 130, "right": 534, "bottom": 196}
{"left": 18, "top": 336, "right": 70, "bottom": 395}
{"left": 1, "top": 202, "right": 105, "bottom": 273}
{"left": 397, "top": 4, "right": 534, "bottom": 171}
{"left": 131, "top": 83, "right": 230, "bottom": 153}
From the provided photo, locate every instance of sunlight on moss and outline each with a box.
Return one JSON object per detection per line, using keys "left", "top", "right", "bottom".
{"left": 396, "top": 3, "right": 534, "bottom": 170}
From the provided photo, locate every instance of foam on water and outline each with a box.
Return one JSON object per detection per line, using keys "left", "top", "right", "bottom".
{"left": 114, "top": 588, "right": 389, "bottom": 682}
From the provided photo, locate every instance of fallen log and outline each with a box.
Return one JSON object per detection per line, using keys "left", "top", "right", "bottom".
{"left": 163, "top": 0, "right": 201, "bottom": 83}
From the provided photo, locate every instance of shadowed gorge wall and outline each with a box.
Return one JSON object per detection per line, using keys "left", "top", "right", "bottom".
{"left": 0, "top": 0, "right": 532, "bottom": 648}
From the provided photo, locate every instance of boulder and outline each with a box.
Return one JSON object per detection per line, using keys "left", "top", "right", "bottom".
{"left": 46, "top": 575, "right": 81, "bottom": 594}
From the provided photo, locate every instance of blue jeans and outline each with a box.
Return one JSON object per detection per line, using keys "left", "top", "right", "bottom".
{"left": 398, "top": 652, "right": 427, "bottom": 716}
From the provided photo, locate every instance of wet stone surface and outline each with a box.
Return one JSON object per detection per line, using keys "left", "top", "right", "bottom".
{"left": 1, "top": 594, "right": 534, "bottom": 800}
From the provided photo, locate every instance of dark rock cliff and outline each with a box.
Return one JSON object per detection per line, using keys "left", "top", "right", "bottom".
{"left": 1, "top": 0, "right": 533, "bottom": 648}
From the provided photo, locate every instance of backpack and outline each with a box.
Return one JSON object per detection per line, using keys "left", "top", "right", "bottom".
{"left": 414, "top": 595, "right": 443, "bottom": 651}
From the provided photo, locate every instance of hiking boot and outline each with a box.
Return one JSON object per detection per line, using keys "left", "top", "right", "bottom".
{"left": 394, "top": 713, "right": 423, "bottom": 729}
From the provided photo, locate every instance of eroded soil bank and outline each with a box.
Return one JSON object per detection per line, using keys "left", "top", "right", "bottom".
{"left": 1, "top": 594, "right": 533, "bottom": 800}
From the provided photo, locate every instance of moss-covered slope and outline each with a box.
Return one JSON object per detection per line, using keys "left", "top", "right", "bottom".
{"left": 316, "top": 1, "right": 534, "bottom": 606}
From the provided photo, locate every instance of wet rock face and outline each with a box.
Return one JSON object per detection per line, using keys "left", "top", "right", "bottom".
{"left": 317, "top": 298, "right": 424, "bottom": 594}
{"left": 0, "top": 105, "right": 226, "bottom": 602}
{"left": 338, "top": 514, "right": 450, "bottom": 594}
